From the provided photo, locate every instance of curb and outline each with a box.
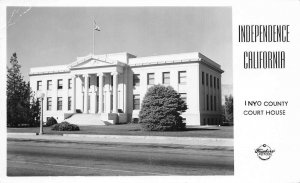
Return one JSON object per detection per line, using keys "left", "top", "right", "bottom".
{"left": 7, "top": 133, "right": 233, "bottom": 147}
{"left": 63, "top": 134, "right": 233, "bottom": 147}
{"left": 7, "top": 133, "right": 38, "bottom": 136}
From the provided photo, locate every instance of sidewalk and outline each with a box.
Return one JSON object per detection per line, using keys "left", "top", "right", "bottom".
{"left": 7, "top": 132, "right": 233, "bottom": 147}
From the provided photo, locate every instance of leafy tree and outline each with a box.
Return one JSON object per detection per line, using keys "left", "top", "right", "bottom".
{"left": 224, "top": 95, "right": 233, "bottom": 122}
{"left": 139, "top": 85, "right": 187, "bottom": 131}
{"left": 7, "top": 53, "right": 40, "bottom": 127}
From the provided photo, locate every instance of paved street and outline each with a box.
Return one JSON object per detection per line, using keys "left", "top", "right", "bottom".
{"left": 7, "top": 138, "right": 233, "bottom": 176}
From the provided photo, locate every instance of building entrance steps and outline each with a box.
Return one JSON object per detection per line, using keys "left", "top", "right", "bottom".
{"left": 64, "top": 113, "right": 114, "bottom": 126}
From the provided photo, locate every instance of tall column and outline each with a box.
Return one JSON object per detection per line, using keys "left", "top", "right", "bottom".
{"left": 72, "top": 75, "right": 77, "bottom": 113}
{"left": 112, "top": 72, "right": 119, "bottom": 113}
{"left": 98, "top": 73, "right": 103, "bottom": 114}
{"left": 84, "top": 74, "right": 89, "bottom": 114}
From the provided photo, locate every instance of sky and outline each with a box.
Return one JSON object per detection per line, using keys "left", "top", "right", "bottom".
{"left": 7, "top": 7, "right": 232, "bottom": 84}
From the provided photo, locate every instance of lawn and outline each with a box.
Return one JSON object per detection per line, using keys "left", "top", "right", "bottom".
{"left": 7, "top": 124, "right": 233, "bottom": 138}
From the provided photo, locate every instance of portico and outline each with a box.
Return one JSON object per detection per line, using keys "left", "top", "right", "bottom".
{"left": 71, "top": 71, "right": 119, "bottom": 115}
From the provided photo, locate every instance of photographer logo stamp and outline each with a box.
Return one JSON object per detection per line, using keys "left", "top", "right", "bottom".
{"left": 255, "top": 144, "right": 275, "bottom": 160}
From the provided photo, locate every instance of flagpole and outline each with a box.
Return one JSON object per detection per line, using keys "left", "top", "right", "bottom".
{"left": 92, "top": 19, "right": 95, "bottom": 55}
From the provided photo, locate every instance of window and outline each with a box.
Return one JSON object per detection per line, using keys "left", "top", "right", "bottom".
{"left": 133, "top": 94, "right": 140, "bottom": 110}
{"left": 68, "top": 97, "right": 71, "bottom": 110}
{"left": 57, "top": 97, "right": 62, "bottom": 110}
{"left": 68, "top": 79, "right": 72, "bottom": 89}
{"left": 214, "top": 77, "right": 216, "bottom": 88}
{"left": 47, "top": 80, "right": 52, "bottom": 90}
{"left": 162, "top": 72, "right": 170, "bottom": 85}
{"left": 178, "top": 71, "right": 186, "bottom": 84}
{"left": 133, "top": 74, "right": 140, "bottom": 86}
{"left": 37, "top": 98, "right": 41, "bottom": 108}
{"left": 202, "top": 72, "right": 204, "bottom": 85}
{"left": 37, "top": 81, "right": 42, "bottom": 90}
{"left": 180, "top": 93, "right": 187, "bottom": 103}
{"left": 217, "top": 78, "right": 220, "bottom": 89}
{"left": 147, "top": 73, "right": 155, "bottom": 85}
{"left": 206, "top": 94, "right": 209, "bottom": 110}
{"left": 47, "top": 97, "right": 52, "bottom": 111}
{"left": 210, "top": 75, "right": 212, "bottom": 87}
{"left": 57, "top": 79, "right": 63, "bottom": 89}
{"left": 210, "top": 95, "right": 213, "bottom": 111}
{"left": 214, "top": 96, "right": 217, "bottom": 111}
{"left": 206, "top": 73, "right": 208, "bottom": 86}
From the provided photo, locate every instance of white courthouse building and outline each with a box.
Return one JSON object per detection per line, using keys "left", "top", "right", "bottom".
{"left": 29, "top": 52, "right": 224, "bottom": 126}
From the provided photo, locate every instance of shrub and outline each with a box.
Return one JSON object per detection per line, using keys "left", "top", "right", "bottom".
{"left": 139, "top": 85, "right": 187, "bottom": 131}
{"left": 46, "top": 117, "right": 57, "bottom": 126}
{"left": 51, "top": 122, "right": 80, "bottom": 131}
{"left": 130, "top": 118, "right": 139, "bottom": 124}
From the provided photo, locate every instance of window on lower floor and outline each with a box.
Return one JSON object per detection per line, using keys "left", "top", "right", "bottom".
{"left": 214, "top": 96, "right": 216, "bottom": 111}
{"left": 47, "top": 97, "right": 52, "bottom": 111}
{"left": 180, "top": 93, "right": 187, "bottom": 103}
{"left": 68, "top": 97, "right": 71, "bottom": 110}
{"left": 210, "top": 95, "right": 213, "bottom": 111}
{"left": 133, "top": 94, "right": 140, "bottom": 110}
{"left": 57, "top": 97, "right": 62, "bottom": 110}
{"left": 37, "top": 98, "right": 41, "bottom": 108}
{"left": 206, "top": 94, "right": 209, "bottom": 110}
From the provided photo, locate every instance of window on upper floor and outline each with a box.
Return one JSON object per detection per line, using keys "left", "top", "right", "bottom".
{"left": 214, "top": 77, "right": 216, "bottom": 89}
{"left": 217, "top": 78, "right": 220, "bottom": 89}
{"left": 133, "top": 74, "right": 140, "bottom": 87}
{"left": 206, "top": 73, "right": 208, "bottom": 86}
{"left": 68, "top": 79, "right": 72, "bottom": 89}
{"left": 202, "top": 72, "right": 205, "bottom": 85}
{"left": 162, "top": 72, "right": 170, "bottom": 85}
{"left": 210, "top": 75, "right": 212, "bottom": 87}
{"left": 47, "top": 80, "right": 52, "bottom": 90}
{"left": 147, "top": 73, "right": 155, "bottom": 85}
{"left": 178, "top": 71, "right": 186, "bottom": 84}
{"left": 57, "top": 79, "right": 63, "bottom": 89}
{"left": 37, "top": 81, "right": 42, "bottom": 91}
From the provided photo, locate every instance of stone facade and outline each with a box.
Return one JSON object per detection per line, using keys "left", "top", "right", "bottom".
{"left": 29, "top": 52, "right": 224, "bottom": 125}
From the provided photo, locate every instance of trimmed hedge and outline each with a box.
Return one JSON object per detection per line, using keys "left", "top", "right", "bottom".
{"left": 51, "top": 122, "right": 80, "bottom": 131}
{"left": 139, "top": 85, "right": 187, "bottom": 131}
{"left": 46, "top": 117, "right": 57, "bottom": 126}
